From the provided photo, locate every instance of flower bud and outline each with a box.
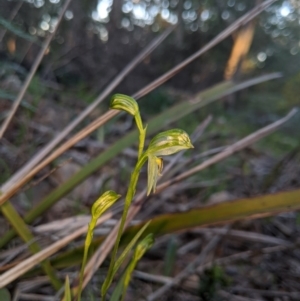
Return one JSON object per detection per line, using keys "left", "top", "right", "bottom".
{"left": 91, "top": 190, "right": 121, "bottom": 220}
{"left": 110, "top": 94, "right": 139, "bottom": 116}
{"left": 133, "top": 234, "right": 154, "bottom": 261}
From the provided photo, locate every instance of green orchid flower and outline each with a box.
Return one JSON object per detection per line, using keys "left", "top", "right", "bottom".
{"left": 145, "top": 129, "right": 194, "bottom": 195}
{"left": 110, "top": 94, "right": 144, "bottom": 134}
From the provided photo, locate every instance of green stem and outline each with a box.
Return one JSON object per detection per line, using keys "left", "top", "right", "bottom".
{"left": 102, "top": 156, "right": 147, "bottom": 300}
{"left": 135, "top": 113, "right": 145, "bottom": 160}
{"left": 77, "top": 220, "right": 95, "bottom": 301}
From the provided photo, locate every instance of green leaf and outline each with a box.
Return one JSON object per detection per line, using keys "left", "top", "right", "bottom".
{"left": 64, "top": 276, "right": 72, "bottom": 301}
{"left": 109, "top": 274, "right": 125, "bottom": 301}
{"left": 121, "top": 234, "right": 154, "bottom": 301}
{"left": 101, "top": 220, "right": 151, "bottom": 298}
{"left": 122, "top": 188, "right": 300, "bottom": 242}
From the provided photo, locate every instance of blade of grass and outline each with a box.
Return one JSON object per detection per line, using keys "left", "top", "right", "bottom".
{"left": 0, "top": 0, "right": 275, "bottom": 195}
{"left": 123, "top": 188, "right": 300, "bottom": 244}
{"left": 0, "top": 212, "right": 112, "bottom": 288}
{"left": 0, "top": 0, "right": 72, "bottom": 138}
{"left": 0, "top": 73, "right": 281, "bottom": 247}
{"left": 0, "top": 201, "right": 62, "bottom": 289}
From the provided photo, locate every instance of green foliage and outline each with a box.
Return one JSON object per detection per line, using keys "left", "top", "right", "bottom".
{"left": 163, "top": 236, "right": 177, "bottom": 276}
{"left": 101, "top": 221, "right": 151, "bottom": 299}
{"left": 198, "top": 266, "right": 230, "bottom": 301}
{"left": 0, "top": 16, "right": 40, "bottom": 44}
{"left": 64, "top": 276, "right": 72, "bottom": 301}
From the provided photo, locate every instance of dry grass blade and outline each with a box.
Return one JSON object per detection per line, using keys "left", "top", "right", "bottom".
{"left": 156, "top": 108, "right": 297, "bottom": 192}
{"left": 0, "top": 0, "right": 72, "bottom": 139}
{"left": 0, "top": 27, "right": 174, "bottom": 193}
{"left": 0, "top": 213, "right": 113, "bottom": 288}
{"left": 79, "top": 109, "right": 296, "bottom": 291}
{"left": 194, "top": 228, "right": 291, "bottom": 246}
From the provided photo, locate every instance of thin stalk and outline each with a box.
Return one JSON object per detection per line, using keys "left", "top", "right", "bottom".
{"left": 103, "top": 156, "right": 147, "bottom": 300}
{"left": 77, "top": 219, "right": 96, "bottom": 301}
{"left": 135, "top": 113, "right": 146, "bottom": 160}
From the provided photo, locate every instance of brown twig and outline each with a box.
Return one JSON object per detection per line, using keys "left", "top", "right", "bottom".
{"left": 0, "top": 0, "right": 73, "bottom": 138}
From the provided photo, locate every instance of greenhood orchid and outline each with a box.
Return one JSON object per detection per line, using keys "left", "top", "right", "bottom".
{"left": 144, "top": 129, "right": 194, "bottom": 195}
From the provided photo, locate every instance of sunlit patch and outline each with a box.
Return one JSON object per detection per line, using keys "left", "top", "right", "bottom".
{"left": 97, "top": 0, "right": 112, "bottom": 20}
{"left": 280, "top": 2, "right": 291, "bottom": 17}
{"left": 257, "top": 52, "right": 267, "bottom": 62}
